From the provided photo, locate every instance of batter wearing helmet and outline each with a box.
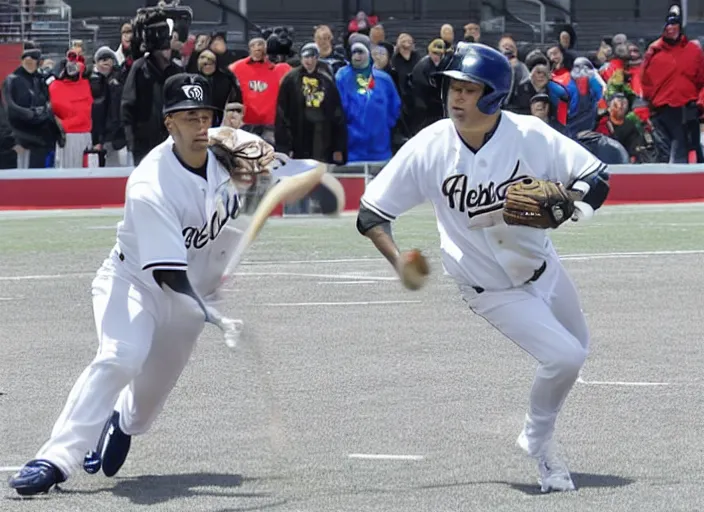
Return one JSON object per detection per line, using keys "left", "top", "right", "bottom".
{"left": 357, "top": 43, "right": 610, "bottom": 493}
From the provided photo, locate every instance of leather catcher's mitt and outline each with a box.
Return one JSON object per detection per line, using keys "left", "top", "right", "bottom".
{"left": 208, "top": 127, "right": 276, "bottom": 185}
{"left": 503, "top": 178, "right": 576, "bottom": 229}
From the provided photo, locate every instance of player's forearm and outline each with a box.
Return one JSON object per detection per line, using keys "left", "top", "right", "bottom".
{"left": 363, "top": 223, "right": 400, "bottom": 267}
{"left": 357, "top": 205, "right": 400, "bottom": 267}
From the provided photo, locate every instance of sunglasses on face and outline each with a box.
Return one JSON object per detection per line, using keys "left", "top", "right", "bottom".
{"left": 66, "top": 51, "right": 85, "bottom": 63}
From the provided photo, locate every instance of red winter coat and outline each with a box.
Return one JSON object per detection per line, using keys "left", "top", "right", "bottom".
{"left": 641, "top": 36, "right": 704, "bottom": 108}
{"left": 229, "top": 58, "right": 288, "bottom": 125}
{"left": 48, "top": 76, "right": 93, "bottom": 133}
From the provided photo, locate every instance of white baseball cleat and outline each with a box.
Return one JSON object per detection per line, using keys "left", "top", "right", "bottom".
{"left": 536, "top": 441, "right": 576, "bottom": 493}
{"left": 517, "top": 432, "right": 576, "bottom": 493}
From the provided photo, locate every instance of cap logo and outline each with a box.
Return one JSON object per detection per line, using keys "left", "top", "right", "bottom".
{"left": 182, "top": 85, "right": 204, "bottom": 101}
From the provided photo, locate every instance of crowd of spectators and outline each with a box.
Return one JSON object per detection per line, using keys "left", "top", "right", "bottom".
{"left": 1, "top": 3, "right": 704, "bottom": 172}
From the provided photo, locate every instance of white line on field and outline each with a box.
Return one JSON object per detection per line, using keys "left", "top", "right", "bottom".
{"left": 0, "top": 466, "right": 21, "bottom": 472}
{"left": 317, "top": 280, "right": 380, "bottom": 285}
{"left": 2, "top": 249, "right": 703, "bottom": 282}
{"left": 258, "top": 300, "right": 421, "bottom": 307}
{"left": 577, "top": 376, "right": 669, "bottom": 387}
{"left": 561, "top": 250, "right": 704, "bottom": 261}
{"left": 233, "top": 271, "right": 396, "bottom": 281}
{"left": 348, "top": 454, "right": 425, "bottom": 461}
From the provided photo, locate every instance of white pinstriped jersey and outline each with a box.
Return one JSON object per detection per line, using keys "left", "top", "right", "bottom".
{"left": 103, "top": 133, "right": 317, "bottom": 298}
{"left": 361, "top": 111, "right": 605, "bottom": 290}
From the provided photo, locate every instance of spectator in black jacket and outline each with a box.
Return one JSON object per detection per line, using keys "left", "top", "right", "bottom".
{"left": 0, "top": 91, "right": 17, "bottom": 169}
{"left": 409, "top": 38, "right": 447, "bottom": 134}
{"left": 195, "top": 49, "right": 242, "bottom": 126}
{"left": 121, "top": 14, "right": 183, "bottom": 164}
{"left": 2, "top": 42, "right": 62, "bottom": 168}
{"left": 275, "top": 42, "right": 346, "bottom": 164}
{"left": 90, "top": 46, "right": 129, "bottom": 167}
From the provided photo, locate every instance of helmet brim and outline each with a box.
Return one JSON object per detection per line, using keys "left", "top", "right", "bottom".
{"left": 438, "top": 69, "right": 482, "bottom": 83}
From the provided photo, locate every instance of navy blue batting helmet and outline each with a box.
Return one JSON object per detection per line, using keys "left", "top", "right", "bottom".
{"left": 439, "top": 42, "right": 512, "bottom": 115}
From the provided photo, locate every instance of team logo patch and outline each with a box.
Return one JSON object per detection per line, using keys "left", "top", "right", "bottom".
{"left": 182, "top": 85, "right": 204, "bottom": 101}
{"left": 441, "top": 161, "right": 527, "bottom": 218}
{"left": 249, "top": 80, "right": 268, "bottom": 93}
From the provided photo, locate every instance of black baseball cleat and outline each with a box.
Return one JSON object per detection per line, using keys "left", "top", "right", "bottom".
{"left": 8, "top": 459, "right": 66, "bottom": 496}
{"left": 82, "top": 411, "right": 131, "bottom": 477}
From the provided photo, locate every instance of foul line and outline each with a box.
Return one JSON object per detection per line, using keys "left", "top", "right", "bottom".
{"left": 1, "top": 249, "right": 703, "bottom": 282}
{"left": 348, "top": 454, "right": 425, "bottom": 461}
{"left": 0, "top": 466, "right": 21, "bottom": 472}
{"left": 258, "top": 300, "right": 421, "bottom": 307}
{"left": 577, "top": 376, "right": 669, "bottom": 387}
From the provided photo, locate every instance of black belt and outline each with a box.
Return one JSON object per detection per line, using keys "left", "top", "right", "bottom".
{"left": 472, "top": 261, "right": 547, "bottom": 294}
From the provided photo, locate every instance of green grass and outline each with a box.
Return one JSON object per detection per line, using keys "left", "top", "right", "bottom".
{"left": 1, "top": 203, "right": 704, "bottom": 259}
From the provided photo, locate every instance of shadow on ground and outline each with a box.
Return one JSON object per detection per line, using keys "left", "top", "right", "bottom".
{"left": 56, "top": 472, "right": 287, "bottom": 507}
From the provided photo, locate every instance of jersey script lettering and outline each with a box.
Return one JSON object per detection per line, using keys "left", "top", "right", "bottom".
{"left": 441, "top": 161, "right": 526, "bottom": 217}
{"left": 183, "top": 190, "right": 241, "bottom": 250}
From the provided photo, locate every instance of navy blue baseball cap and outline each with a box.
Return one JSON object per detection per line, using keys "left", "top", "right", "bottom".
{"left": 163, "top": 73, "right": 220, "bottom": 116}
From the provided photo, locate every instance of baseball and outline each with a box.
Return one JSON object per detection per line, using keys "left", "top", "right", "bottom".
{"left": 397, "top": 249, "right": 430, "bottom": 290}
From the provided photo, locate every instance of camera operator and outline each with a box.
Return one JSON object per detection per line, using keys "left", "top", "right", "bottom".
{"left": 121, "top": 8, "right": 184, "bottom": 164}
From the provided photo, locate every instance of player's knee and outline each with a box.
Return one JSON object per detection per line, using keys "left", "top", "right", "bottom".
{"left": 93, "top": 340, "right": 150, "bottom": 376}
{"left": 552, "top": 345, "right": 588, "bottom": 375}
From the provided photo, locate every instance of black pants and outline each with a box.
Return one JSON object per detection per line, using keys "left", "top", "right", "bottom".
{"left": 651, "top": 105, "right": 704, "bottom": 163}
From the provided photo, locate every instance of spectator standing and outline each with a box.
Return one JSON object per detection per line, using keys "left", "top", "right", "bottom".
{"left": 2, "top": 42, "right": 62, "bottom": 168}
{"left": 230, "top": 37, "right": 288, "bottom": 145}
{"left": 221, "top": 102, "right": 244, "bottom": 129}
{"left": 370, "top": 25, "right": 385, "bottom": 46}
{"left": 409, "top": 38, "right": 447, "bottom": 134}
{"left": 0, "top": 91, "right": 17, "bottom": 169}
{"left": 556, "top": 24, "right": 577, "bottom": 69}
{"left": 121, "top": 11, "right": 183, "bottom": 164}
{"left": 115, "top": 23, "right": 134, "bottom": 70}
{"left": 275, "top": 42, "right": 346, "bottom": 164}
{"left": 463, "top": 22, "right": 480, "bottom": 43}
{"left": 441, "top": 24, "right": 455, "bottom": 52}
{"left": 210, "top": 31, "right": 237, "bottom": 68}
{"left": 391, "top": 33, "right": 420, "bottom": 96}
{"left": 641, "top": 4, "right": 704, "bottom": 163}
{"left": 529, "top": 93, "right": 567, "bottom": 134}
{"left": 595, "top": 93, "right": 643, "bottom": 161}
{"left": 49, "top": 51, "right": 93, "bottom": 168}
{"left": 315, "top": 25, "right": 347, "bottom": 75}
{"left": 566, "top": 57, "right": 603, "bottom": 135}
{"left": 498, "top": 35, "right": 529, "bottom": 106}
{"left": 196, "top": 49, "right": 242, "bottom": 126}
{"left": 90, "top": 46, "right": 129, "bottom": 167}
{"left": 336, "top": 34, "right": 400, "bottom": 163}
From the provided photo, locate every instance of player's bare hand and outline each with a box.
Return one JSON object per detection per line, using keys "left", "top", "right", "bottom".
{"left": 396, "top": 249, "right": 430, "bottom": 290}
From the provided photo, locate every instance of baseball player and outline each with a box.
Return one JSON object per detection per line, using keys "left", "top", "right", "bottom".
{"left": 8, "top": 73, "right": 320, "bottom": 496}
{"left": 356, "top": 43, "right": 610, "bottom": 493}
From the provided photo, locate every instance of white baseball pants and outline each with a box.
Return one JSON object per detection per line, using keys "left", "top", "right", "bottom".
{"left": 460, "top": 256, "right": 589, "bottom": 457}
{"left": 35, "top": 273, "right": 204, "bottom": 478}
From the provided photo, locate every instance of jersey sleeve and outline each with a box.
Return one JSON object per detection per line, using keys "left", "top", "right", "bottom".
{"left": 360, "top": 137, "right": 426, "bottom": 221}
{"left": 127, "top": 182, "right": 188, "bottom": 272}
{"left": 548, "top": 129, "right": 607, "bottom": 186}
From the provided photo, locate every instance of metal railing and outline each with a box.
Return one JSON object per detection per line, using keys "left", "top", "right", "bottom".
{"left": 0, "top": 0, "right": 71, "bottom": 52}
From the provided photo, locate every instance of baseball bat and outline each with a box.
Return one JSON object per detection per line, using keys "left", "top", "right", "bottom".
{"left": 222, "top": 160, "right": 327, "bottom": 279}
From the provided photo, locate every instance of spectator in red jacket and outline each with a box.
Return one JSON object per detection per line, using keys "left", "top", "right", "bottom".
{"left": 229, "top": 37, "right": 288, "bottom": 145}
{"left": 641, "top": 5, "right": 704, "bottom": 163}
{"left": 48, "top": 50, "right": 93, "bottom": 168}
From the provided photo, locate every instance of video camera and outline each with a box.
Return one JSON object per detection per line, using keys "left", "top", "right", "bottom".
{"left": 131, "top": 1, "right": 193, "bottom": 59}
{"left": 260, "top": 26, "right": 295, "bottom": 63}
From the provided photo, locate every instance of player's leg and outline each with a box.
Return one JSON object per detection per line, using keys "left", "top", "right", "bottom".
{"left": 546, "top": 263, "right": 590, "bottom": 351}
{"left": 92, "top": 299, "right": 205, "bottom": 477}
{"left": 118, "top": 300, "right": 205, "bottom": 435}
{"left": 9, "top": 275, "right": 156, "bottom": 495}
{"left": 464, "top": 284, "right": 586, "bottom": 491}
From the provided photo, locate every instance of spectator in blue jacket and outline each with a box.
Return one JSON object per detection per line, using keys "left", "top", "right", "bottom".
{"left": 336, "top": 33, "right": 400, "bottom": 163}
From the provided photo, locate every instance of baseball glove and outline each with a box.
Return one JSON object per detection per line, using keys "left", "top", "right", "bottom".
{"left": 502, "top": 178, "right": 576, "bottom": 229}
{"left": 208, "top": 127, "right": 276, "bottom": 185}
